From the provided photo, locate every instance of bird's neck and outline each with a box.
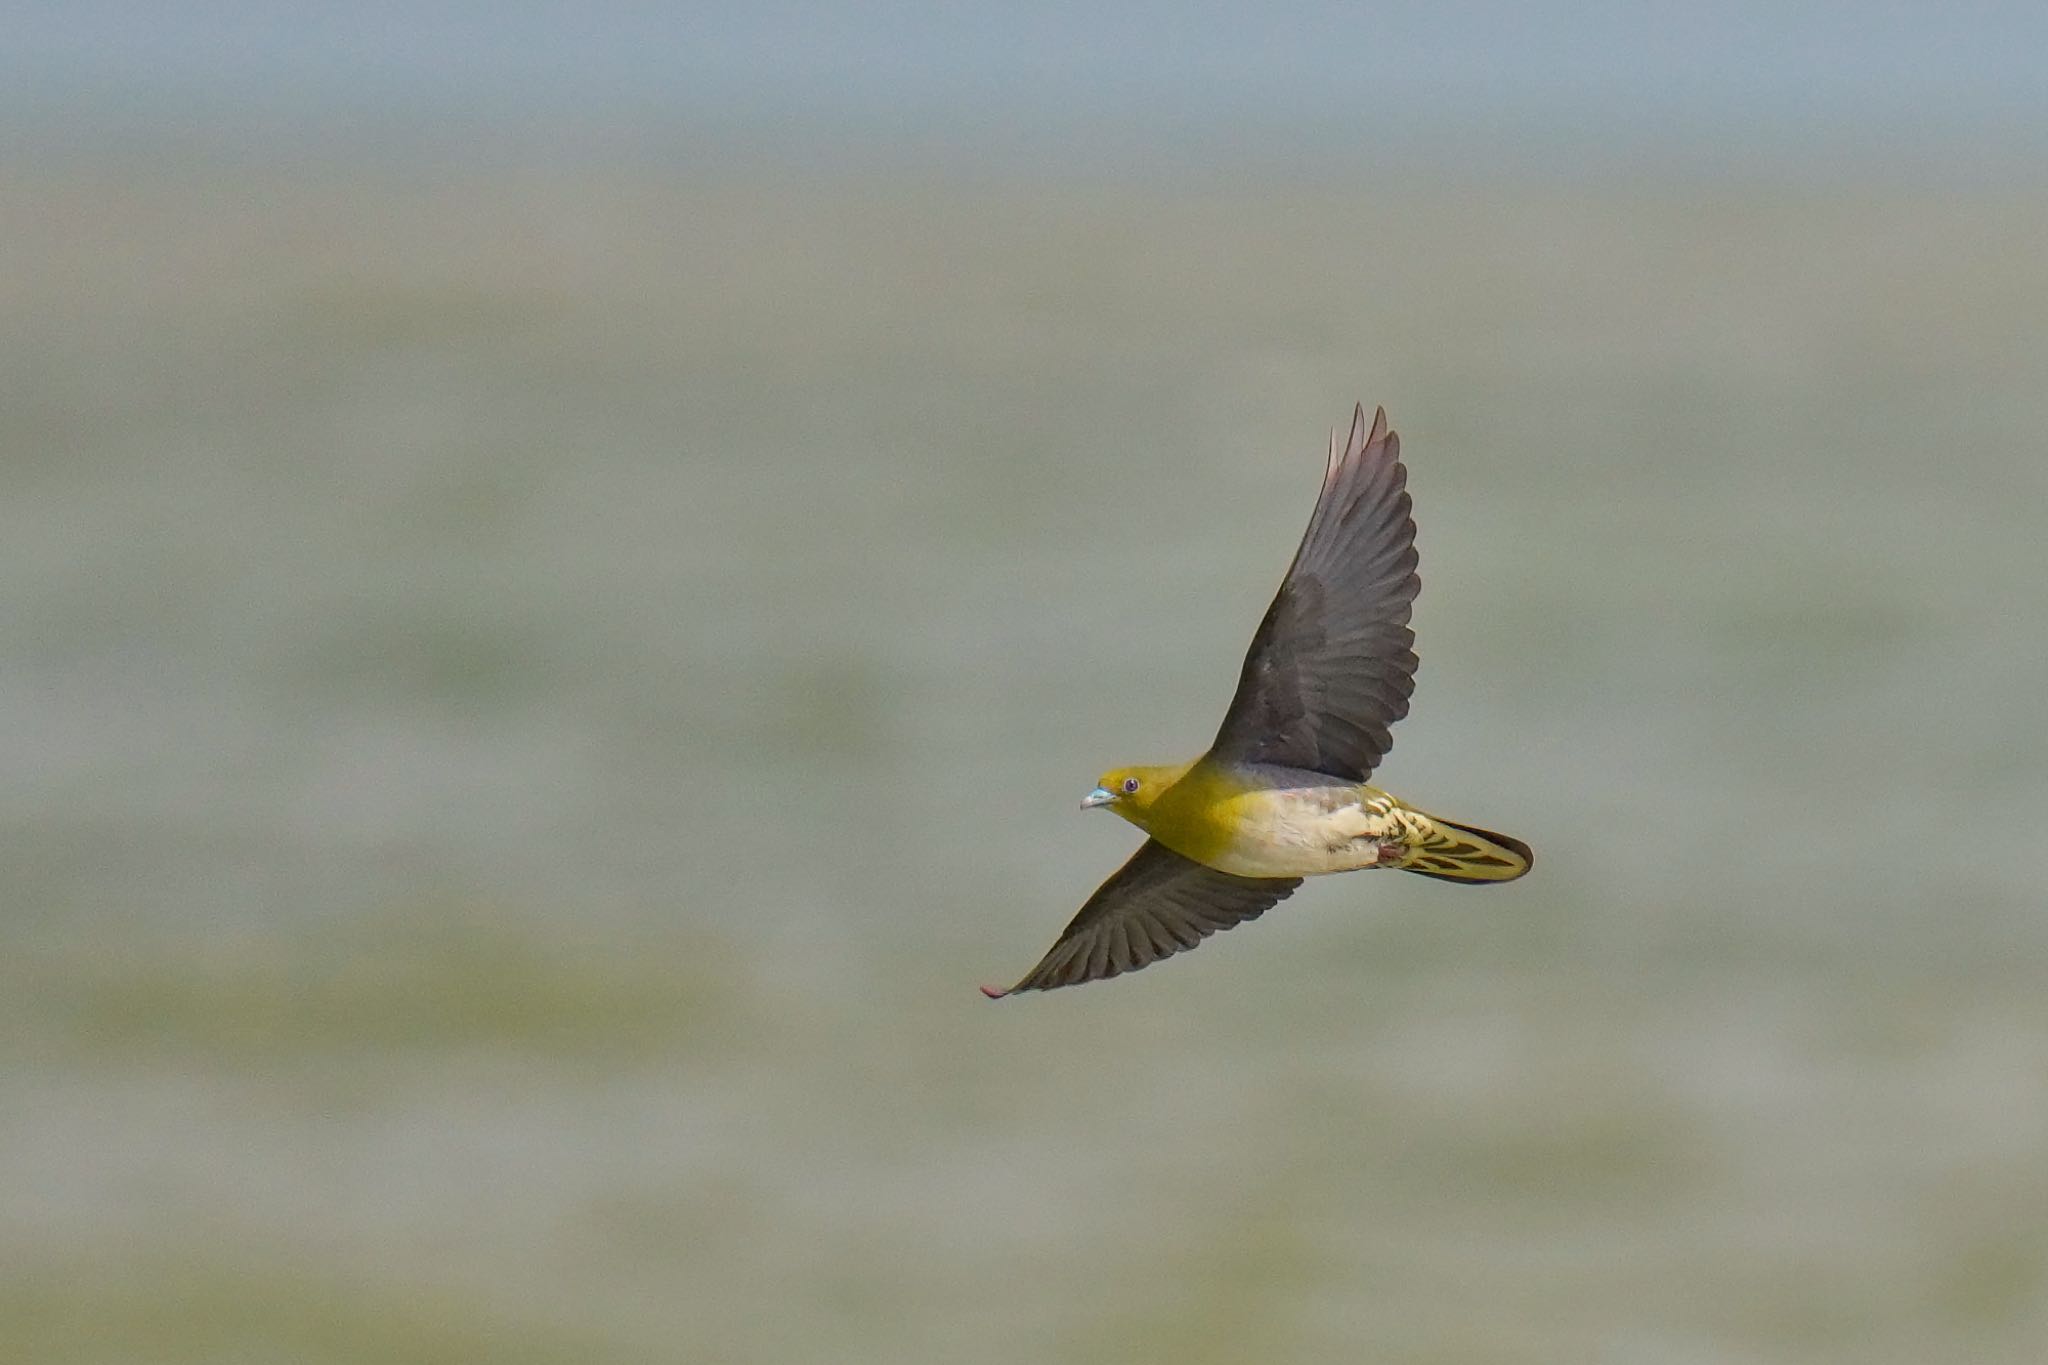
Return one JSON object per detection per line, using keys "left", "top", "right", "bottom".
{"left": 1116, "top": 758, "right": 1224, "bottom": 834}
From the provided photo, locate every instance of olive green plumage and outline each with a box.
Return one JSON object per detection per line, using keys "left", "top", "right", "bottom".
{"left": 985, "top": 403, "right": 1531, "bottom": 998}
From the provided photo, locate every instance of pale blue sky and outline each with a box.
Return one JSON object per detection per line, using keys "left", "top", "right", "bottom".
{"left": 6, "top": 2, "right": 2044, "bottom": 171}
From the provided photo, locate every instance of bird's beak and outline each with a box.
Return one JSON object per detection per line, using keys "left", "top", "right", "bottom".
{"left": 1080, "top": 786, "right": 1118, "bottom": 810}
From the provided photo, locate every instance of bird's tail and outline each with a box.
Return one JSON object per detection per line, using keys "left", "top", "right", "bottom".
{"left": 1392, "top": 812, "right": 1533, "bottom": 884}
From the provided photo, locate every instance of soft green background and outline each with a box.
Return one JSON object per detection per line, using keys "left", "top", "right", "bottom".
{"left": 5, "top": 162, "right": 2046, "bottom": 1361}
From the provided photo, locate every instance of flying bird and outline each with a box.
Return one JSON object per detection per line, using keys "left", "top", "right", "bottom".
{"left": 984, "top": 402, "right": 1530, "bottom": 998}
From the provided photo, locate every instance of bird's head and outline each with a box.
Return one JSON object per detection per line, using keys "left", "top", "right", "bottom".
{"left": 1080, "top": 763, "right": 1188, "bottom": 827}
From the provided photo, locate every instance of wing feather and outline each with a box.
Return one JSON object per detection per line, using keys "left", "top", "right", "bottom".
{"left": 1207, "top": 403, "right": 1420, "bottom": 782}
{"left": 986, "top": 841, "right": 1299, "bottom": 996}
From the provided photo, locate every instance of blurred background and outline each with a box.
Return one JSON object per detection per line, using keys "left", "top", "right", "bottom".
{"left": 4, "top": 4, "right": 2046, "bottom": 1362}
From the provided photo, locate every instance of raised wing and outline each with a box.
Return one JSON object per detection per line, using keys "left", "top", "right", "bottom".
{"left": 1207, "top": 403, "right": 1420, "bottom": 782}
{"left": 983, "top": 840, "right": 1299, "bottom": 997}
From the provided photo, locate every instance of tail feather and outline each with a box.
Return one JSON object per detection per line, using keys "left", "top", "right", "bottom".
{"left": 1396, "top": 814, "right": 1532, "bottom": 884}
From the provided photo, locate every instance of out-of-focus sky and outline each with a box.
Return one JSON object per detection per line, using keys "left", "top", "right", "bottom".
{"left": 7, "top": 7, "right": 2048, "bottom": 1363}
{"left": 8, "top": 2, "right": 2047, "bottom": 174}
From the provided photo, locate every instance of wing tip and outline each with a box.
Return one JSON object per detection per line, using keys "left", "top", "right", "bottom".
{"left": 1341, "top": 402, "right": 1395, "bottom": 462}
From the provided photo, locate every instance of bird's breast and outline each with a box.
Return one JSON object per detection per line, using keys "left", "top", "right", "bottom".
{"left": 1164, "top": 783, "right": 1415, "bottom": 879}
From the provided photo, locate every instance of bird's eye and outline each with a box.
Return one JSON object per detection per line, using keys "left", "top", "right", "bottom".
{"left": 1121, "top": 777, "right": 1140, "bottom": 794}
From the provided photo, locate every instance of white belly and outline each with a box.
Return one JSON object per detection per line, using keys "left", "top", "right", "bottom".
{"left": 1206, "top": 788, "right": 1425, "bottom": 879}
